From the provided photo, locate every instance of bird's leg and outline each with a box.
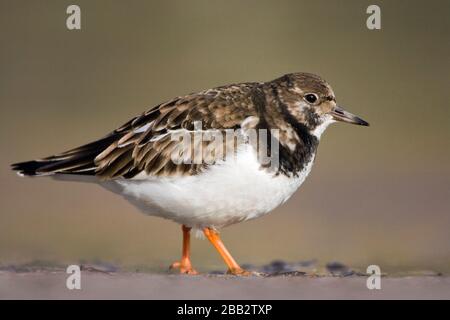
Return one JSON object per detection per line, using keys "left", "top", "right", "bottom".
{"left": 169, "top": 225, "right": 198, "bottom": 275}
{"left": 203, "top": 227, "right": 250, "bottom": 276}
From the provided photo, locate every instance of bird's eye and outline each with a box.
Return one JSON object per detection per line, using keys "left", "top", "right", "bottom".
{"left": 304, "top": 93, "right": 318, "bottom": 104}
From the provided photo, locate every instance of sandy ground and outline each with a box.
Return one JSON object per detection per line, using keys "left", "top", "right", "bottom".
{"left": 1, "top": 271, "right": 449, "bottom": 300}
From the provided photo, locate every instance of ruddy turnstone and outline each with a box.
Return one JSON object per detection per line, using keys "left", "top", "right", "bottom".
{"left": 12, "top": 72, "right": 368, "bottom": 275}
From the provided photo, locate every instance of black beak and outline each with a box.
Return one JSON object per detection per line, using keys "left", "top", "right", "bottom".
{"left": 331, "top": 106, "right": 369, "bottom": 126}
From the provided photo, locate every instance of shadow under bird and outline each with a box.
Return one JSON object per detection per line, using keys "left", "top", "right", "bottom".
{"left": 12, "top": 72, "right": 369, "bottom": 275}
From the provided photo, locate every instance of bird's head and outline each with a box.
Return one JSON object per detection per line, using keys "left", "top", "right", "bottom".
{"left": 270, "top": 72, "right": 369, "bottom": 138}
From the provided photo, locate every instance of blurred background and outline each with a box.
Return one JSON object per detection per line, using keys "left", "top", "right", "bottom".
{"left": 0, "top": 0, "right": 449, "bottom": 274}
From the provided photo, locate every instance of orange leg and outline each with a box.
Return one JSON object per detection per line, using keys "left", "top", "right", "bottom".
{"left": 203, "top": 228, "right": 250, "bottom": 276}
{"left": 169, "top": 225, "right": 198, "bottom": 275}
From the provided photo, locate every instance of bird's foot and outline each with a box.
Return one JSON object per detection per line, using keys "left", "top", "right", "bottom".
{"left": 169, "top": 261, "right": 198, "bottom": 275}
{"left": 226, "top": 268, "right": 252, "bottom": 276}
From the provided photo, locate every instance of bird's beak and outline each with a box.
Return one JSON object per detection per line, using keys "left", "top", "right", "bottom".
{"left": 331, "top": 106, "right": 369, "bottom": 126}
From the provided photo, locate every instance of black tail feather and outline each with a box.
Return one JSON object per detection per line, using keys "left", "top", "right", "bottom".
{"left": 11, "top": 158, "right": 96, "bottom": 176}
{"left": 11, "top": 160, "right": 51, "bottom": 176}
{"left": 11, "top": 132, "right": 123, "bottom": 177}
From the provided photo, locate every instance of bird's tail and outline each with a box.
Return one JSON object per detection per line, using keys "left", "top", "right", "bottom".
{"left": 11, "top": 157, "right": 96, "bottom": 177}
{"left": 11, "top": 133, "right": 120, "bottom": 177}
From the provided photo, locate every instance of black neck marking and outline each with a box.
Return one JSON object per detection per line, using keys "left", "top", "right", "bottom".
{"left": 270, "top": 85, "right": 319, "bottom": 177}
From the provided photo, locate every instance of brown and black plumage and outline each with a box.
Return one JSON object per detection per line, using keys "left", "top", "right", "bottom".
{"left": 12, "top": 73, "right": 367, "bottom": 180}
{"left": 12, "top": 82, "right": 258, "bottom": 178}
{"left": 12, "top": 72, "right": 369, "bottom": 275}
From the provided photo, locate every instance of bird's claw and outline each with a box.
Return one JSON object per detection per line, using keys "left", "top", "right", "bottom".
{"left": 169, "top": 261, "right": 198, "bottom": 275}
{"left": 226, "top": 268, "right": 252, "bottom": 276}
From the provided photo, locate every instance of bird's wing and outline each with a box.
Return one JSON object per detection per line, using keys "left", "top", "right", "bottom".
{"left": 12, "top": 83, "right": 260, "bottom": 179}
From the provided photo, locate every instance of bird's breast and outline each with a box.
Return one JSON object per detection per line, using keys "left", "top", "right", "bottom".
{"left": 111, "top": 145, "right": 316, "bottom": 228}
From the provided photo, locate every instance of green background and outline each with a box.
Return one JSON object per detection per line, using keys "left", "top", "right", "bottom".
{"left": 1, "top": 0, "right": 449, "bottom": 273}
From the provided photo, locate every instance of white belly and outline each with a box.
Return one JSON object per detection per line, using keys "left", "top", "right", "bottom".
{"left": 105, "top": 145, "right": 315, "bottom": 229}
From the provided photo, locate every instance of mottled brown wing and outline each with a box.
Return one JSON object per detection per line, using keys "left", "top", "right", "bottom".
{"left": 94, "top": 83, "right": 259, "bottom": 179}
{"left": 12, "top": 83, "right": 259, "bottom": 178}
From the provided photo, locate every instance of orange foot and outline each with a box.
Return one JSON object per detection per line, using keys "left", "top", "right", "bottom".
{"left": 169, "top": 260, "right": 198, "bottom": 275}
{"left": 169, "top": 225, "right": 198, "bottom": 275}
{"left": 203, "top": 227, "right": 252, "bottom": 276}
{"left": 227, "top": 268, "right": 251, "bottom": 276}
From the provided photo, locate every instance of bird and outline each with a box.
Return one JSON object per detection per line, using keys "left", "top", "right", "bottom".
{"left": 11, "top": 72, "right": 369, "bottom": 275}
